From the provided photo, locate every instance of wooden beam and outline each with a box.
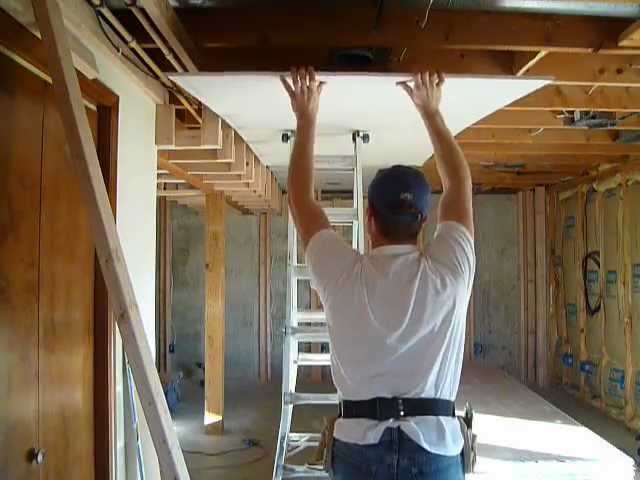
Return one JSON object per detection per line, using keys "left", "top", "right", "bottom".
{"left": 204, "top": 192, "right": 225, "bottom": 434}
{"left": 514, "top": 50, "right": 548, "bottom": 76}
{"left": 473, "top": 110, "right": 640, "bottom": 130}
{"left": 618, "top": 20, "right": 640, "bottom": 47}
{"left": 259, "top": 212, "right": 271, "bottom": 383}
{"left": 160, "top": 149, "right": 234, "bottom": 164}
{"left": 535, "top": 187, "right": 549, "bottom": 388}
{"left": 461, "top": 142, "right": 640, "bottom": 155}
{"left": 551, "top": 158, "right": 640, "bottom": 192}
{"left": 459, "top": 128, "right": 618, "bottom": 144}
{"left": 157, "top": 195, "right": 172, "bottom": 386}
{"left": 30, "top": 0, "right": 188, "bottom": 477}
{"left": 506, "top": 85, "right": 640, "bottom": 112}
{"left": 180, "top": 8, "right": 632, "bottom": 54}
{"left": 137, "top": 0, "right": 200, "bottom": 71}
{"left": 195, "top": 46, "right": 513, "bottom": 75}
{"left": 527, "top": 52, "right": 640, "bottom": 87}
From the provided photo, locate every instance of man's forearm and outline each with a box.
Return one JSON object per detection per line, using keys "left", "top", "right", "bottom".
{"left": 420, "top": 109, "right": 471, "bottom": 191}
{"left": 287, "top": 118, "right": 316, "bottom": 204}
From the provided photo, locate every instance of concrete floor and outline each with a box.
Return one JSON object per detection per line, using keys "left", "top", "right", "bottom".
{"left": 173, "top": 366, "right": 639, "bottom": 480}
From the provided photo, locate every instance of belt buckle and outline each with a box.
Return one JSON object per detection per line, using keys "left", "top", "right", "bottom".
{"left": 397, "top": 398, "right": 405, "bottom": 419}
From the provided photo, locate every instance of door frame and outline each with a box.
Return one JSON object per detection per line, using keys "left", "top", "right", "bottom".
{"left": 0, "top": 10, "right": 119, "bottom": 480}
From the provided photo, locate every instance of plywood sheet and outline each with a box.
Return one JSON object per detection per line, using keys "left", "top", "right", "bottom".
{"left": 602, "top": 187, "right": 625, "bottom": 413}
{"left": 561, "top": 193, "right": 580, "bottom": 388}
{"left": 584, "top": 189, "right": 604, "bottom": 399}
{"left": 170, "top": 73, "right": 549, "bottom": 188}
{"left": 627, "top": 183, "right": 640, "bottom": 425}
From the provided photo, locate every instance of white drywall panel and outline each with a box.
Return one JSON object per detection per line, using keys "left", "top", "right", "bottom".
{"left": 171, "top": 73, "right": 549, "bottom": 188}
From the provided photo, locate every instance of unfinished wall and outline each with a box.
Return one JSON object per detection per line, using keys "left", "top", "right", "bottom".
{"left": 170, "top": 206, "right": 265, "bottom": 385}
{"left": 422, "top": 194, "right": 521, "bottom": 377}
{"left": 551, "top": 179, "right": 640, "bottom": 430}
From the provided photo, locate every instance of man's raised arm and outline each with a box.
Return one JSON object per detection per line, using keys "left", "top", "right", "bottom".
{"left": 280, "top": 67, "right": 331, "bottom": 248}
{"left": 399, "top": 72, "right": 474, "bottom": 238}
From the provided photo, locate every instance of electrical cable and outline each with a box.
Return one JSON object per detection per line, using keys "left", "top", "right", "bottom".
{"left": 86, "top": 1, "right": 194, "bottom": 103}
{"left": 582, "top": 191, "right": 602, "bottom": 316}
{"left": 183, "top": 439, "right": 269, "bottom": 470}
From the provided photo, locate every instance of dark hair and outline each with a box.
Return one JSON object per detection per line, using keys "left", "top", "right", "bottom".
{"left": 369, "top": 201, "right": 424, "bottom": 242}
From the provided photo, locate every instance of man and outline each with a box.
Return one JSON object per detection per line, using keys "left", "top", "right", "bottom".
{"left": 280, "top": 68, "right": 475, "bottom": 480}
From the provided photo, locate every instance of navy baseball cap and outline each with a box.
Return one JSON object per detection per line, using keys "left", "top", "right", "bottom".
{"left": 368, "top": 165, "right": 431, "bottom": 223}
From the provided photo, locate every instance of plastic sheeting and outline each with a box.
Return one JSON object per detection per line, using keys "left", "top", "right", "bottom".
{"left": 602, "top": 187, "right": 625, "bottom": 414}
{"left": 561, "top": 193, "right": 580, "bottom": 389}
{"left": 583, "top": 190, "right": 603, "bottom": 399}
{"left": 628, "top": 184, "right": 640, "bottom": 425}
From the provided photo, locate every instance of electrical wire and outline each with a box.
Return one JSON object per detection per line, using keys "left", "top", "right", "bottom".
{"left": 87, "top": 1, "right": 194, "bottom": 103}
{"left": 582, "top": 190, "right": 602, "bottom": 316}
{"left": 183, "top": 440, "right": 269, "bottom": 470}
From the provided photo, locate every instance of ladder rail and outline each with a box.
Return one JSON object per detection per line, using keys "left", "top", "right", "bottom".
{"left": 273, "top": 131, "right": 368, "bottom": 480}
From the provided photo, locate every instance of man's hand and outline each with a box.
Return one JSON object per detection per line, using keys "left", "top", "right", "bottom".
{"left": 281, "top": 66, "right": 331, "bottom": 248}
{"left": 397, "top": 71, "right": 445, "bottom": 118}
{"left": 280, "top": 67, "right": 325, "bottom": 124}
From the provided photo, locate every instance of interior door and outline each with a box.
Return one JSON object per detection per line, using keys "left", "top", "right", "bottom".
{"left": 0, "top": 52, "right": 45, "bottom": 480}
{"left": 38, "top": 89, "right": 97, "bottom": 480}
{"left": 0, "top": 53, "right": 99, "bottom": 480}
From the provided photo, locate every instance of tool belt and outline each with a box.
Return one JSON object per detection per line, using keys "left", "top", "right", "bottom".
{"left": 340, "top": 397, "right": 455, "bottom": 420}
{"left": 314, "top": 399, "right": 477, "bottom": 477}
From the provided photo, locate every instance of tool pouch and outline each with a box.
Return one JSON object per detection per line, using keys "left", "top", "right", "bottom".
{"left": 458, "top": 403, "right": 477, "bottom": 474}
{"left": 313, "top": 416, "right": 338, "bottom": 476}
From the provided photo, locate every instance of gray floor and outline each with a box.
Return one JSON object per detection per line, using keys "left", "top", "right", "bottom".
{"left": 173, "top": 366, "right": 639, "bottom": 480}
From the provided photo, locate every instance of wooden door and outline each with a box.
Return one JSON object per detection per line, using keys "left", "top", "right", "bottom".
{"left": 0, "top": 50, "right": 46, "bottom": 480}
{"left": 0, "top": 54, "right": 99, "bottom": 480}
{"left": 38, "top": 89, "right": 97, "bottom": 480}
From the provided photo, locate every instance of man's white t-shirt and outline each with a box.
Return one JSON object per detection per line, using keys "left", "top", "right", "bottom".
{"left": 305, "top": 221, "right": 475, "bottom": 456}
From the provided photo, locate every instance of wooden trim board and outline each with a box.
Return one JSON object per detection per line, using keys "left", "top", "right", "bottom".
{"left": 31, "top": 0, "right": 189, "bottom": 476}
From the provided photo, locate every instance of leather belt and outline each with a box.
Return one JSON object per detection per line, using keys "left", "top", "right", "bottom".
{"left": 340, "top": 397, "right": 455, "bottom": 420}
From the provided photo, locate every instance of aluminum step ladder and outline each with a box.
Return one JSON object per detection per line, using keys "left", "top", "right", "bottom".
{"left": 273, "top": 131, "right": 369, "bottom": 479}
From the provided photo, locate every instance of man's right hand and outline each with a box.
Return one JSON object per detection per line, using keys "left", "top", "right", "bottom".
{"left": 397, "top": 72, "right": 445, "bottom": 118}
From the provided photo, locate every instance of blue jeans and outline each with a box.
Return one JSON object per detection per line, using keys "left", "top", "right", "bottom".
{"left": 331, "top": 427, "right": 464, "bottom": 480}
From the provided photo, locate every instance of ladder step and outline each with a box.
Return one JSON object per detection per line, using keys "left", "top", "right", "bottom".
{"left": 324, "top": 207, "right": 357, "bottom": 224}
{"left": 285, "top": 392, "right": 339, "bottom": 405}
{"left": 288, "top": 326, "right": 329, "bottom": 342}
{"left": 297, "top": 310, "right": 326, "bottom": 323}
{"left": 297, "top": 352, "right": 331, "bottom": 366}
{"left": 314, "top": 155, "right": 355, "bottom": 170}
{"left": 282, "top": 464, "right": 329, "bottom": 478}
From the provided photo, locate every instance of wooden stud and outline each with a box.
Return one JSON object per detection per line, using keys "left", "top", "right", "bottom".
{"left": 155, "top": 104, "right": 176, "bottom": 148}
{"left": 518, "top": 192, "right": 528, "bottom": 383}
{"left": 535, "top": 186, "right": 549, "bottom": 388}
{"left": 259, "top": 212, "right": 272, "bottom": 383}
{"left": 31, "top": 0, "right": 189, "bottom": 476}
{"left": 575, "top": 187, "right": 588, "bottom": 395}
{"left": 525, "top": 189, "right": 537, "bottom": 384}
{"left": 620, "top": 181, "right": 635, "bottom": 422}
{"left": 547, "top": 191, "right": 559, "bottom": 384}
{"left": 201, "top": 106, "right": 222, "bottom": 147}
{"left": 157, "top": 195, "right": 173, "bottom": 386}
{"left": 204, "top": 192, "right": 226, "bottom": 434}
